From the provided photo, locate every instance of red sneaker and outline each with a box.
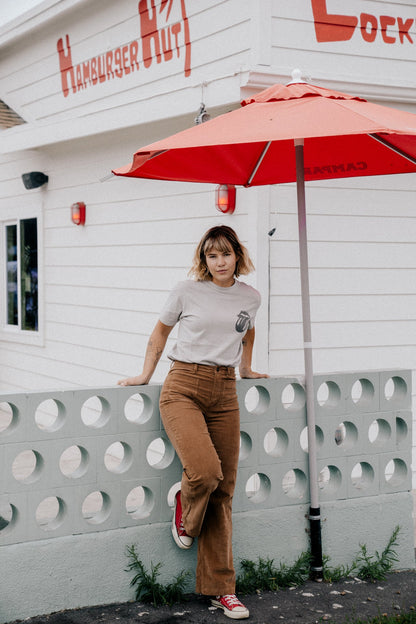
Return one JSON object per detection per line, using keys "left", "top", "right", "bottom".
{"left": 211, "top": 594, "right": 249, "bottom": 619}
{"left": 171, "top": 491, "right": 193, "bottom": 549}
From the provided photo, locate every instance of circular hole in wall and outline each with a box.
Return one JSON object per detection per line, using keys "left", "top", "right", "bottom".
{"left": 368, "top": 419, "right": 391, "bottom": 446}
{"left": 384, "top": 458, "right": 407, "bottom": 487}
{"left": 239, "top": 431, "right": 252, "bottom": 462}
{"left": 126, "top": 485, "right": 155, "bottom": 519}
{"left": 282, "top": 469, "right": 307, "bottom": 499}
{"left": 35, "top": 399, "right": 65, "bottom": 432}
{"left": 245, "top": 473, "right": 271, "bottom": 504}
{"left": 81, "top": 396, "right": 111, "bottom": 428}
{"left": 104, "top": 441, "right": 133, "bottom": 474}
{"left": 167, "top": 482, "right": 181, "bottom": 508}
{"left": 396, "top": 417, "right": 408, "bottom": 443}
{"left": 244, "top": 386, "right": 270, "bottom": 415}
{"left": 59, "top": 445, "right": 89, "bottom": 478}
{"left": 264, "top": 427, "right": 289, "bottom": 457}
{"left": 12, "top": 449, "right": 43, "bottom": 483}
{"left": 351, "top": 378, "right": 375, "bottom": 407}
{"left": 281, "top": 383, "right": 306, "bottom": 411}
{"left": 318, "top": 465, "right": 342, "bottom": 495}
{"left": 146, "top": 437, "right": 175, "bottom": 470}
{"left": 351, "top": 462, "right": 375, "bottom": 490}
{"left": 0, "top": 503, "right": 18, "bottom": 533}
{"left": 124, "top": 393, "right": 153, "bottom": 425}
{"left": 384, "top": 376, "right": 408, "bottom": 404}
{"left": 82, "top": 491, "right": 111, "bottom": 524}
{"left": 0, "top": 402, "right": 18, "bottom": 434}
{"left": 317, "top": 381, "right": 341, "bottom": 408}
{"left": 335, "top": 421, "right": 358, "bottom": 448}
{"left": 300, "top": 426, "right": 324, "bottom": 453}
{"left": 36, "top": 496, "right": 66, "bottom": 531}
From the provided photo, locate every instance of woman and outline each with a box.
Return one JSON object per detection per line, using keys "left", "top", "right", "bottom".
{"left": 118, "top": 225, "right": 268, "bottom": 620}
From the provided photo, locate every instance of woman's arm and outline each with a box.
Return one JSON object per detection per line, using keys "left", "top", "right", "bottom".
{"left": 117, "top": 320, "right": 174, "bottom": 386}
{"left": 239, "top": 326, "right": 269, "bottom": 379}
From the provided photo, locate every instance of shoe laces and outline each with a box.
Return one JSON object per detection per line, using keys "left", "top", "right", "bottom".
{"left": 178, "top": 517, "right": 187, "bottom": 536}
{"left": 218, "top": 594, "right": 244, "bottom": 608}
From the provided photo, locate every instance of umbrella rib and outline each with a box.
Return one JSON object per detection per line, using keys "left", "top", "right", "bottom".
{"left": 369, "top": 133, "right": 416, "bottom": 166}
{"left": 246, "top": 141, "right": 272, "bottom": 186}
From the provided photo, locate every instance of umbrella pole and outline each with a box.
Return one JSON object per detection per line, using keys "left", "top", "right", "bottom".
{"left": 295, "top": 139, "right": 323, "bottom": 581}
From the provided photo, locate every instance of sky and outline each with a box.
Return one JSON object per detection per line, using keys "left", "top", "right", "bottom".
{"left": 0, "top": 0, "right": 45, "bottom": 28}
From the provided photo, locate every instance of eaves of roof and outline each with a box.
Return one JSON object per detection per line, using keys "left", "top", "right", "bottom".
{"left": 0, "top": 0, "right": 86, "bottom": 48}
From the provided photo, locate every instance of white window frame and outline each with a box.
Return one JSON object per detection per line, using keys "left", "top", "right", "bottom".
{"left": 0, "top": 201, "right": 43, "bottom": 346}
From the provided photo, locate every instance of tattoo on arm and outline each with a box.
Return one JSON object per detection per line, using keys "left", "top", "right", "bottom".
{"left": 148, "top": 338, "right": 163, "bottom": 365}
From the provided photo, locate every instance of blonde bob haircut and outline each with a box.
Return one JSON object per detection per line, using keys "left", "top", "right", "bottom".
{"left": 189, "top": 225, "right": 255, "bottom": 281}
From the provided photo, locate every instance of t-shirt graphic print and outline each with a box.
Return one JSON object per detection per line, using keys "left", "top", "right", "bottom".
{"left": 235, "top": 310, "right": 250, "bottom": 333}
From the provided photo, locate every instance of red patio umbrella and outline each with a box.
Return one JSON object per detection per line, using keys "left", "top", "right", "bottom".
{"left": 114, "top": 77, "right": 416, "bottom": 185}
{"left": 112, "top": 72, "right": 416, "bottom": 578}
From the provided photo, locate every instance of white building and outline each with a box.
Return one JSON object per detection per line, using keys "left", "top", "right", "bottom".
{"left": 0, "top": 0, "right": 415, "bottom": 485}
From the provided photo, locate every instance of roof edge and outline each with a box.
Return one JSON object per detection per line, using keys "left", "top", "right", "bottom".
{"left": 0, "top": 0, "right": 87, "bottom": 48}
{"left": 0, "top": 100, "right": 237, "bottom": 154}
{"left": 242, "top": 69, "right": 416, "bottom": 106}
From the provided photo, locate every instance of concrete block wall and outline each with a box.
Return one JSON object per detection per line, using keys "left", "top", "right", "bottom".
{"left": 0, "top": 371, "right": 414, "bottom": 623}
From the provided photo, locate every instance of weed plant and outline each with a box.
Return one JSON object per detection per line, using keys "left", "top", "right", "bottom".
{"left": 125, "top": 526, "right": 402, "bottom": 607}
{"left": 354, "top": 525, "right": 400, "bottom": 581}
{"left": 126, "top": 544, "right": 190, "bottom": 607}
{"left": 236, "top": 526, "right": 401, "bottom": 594}
{"left": 236, "top": 551, "right": 311, "bottom": 594}
{"left": 324, "top": 525, "right": 400, "bottom": 583}
{"left": 322, "top": 555, "right": 355, "bottom": 583}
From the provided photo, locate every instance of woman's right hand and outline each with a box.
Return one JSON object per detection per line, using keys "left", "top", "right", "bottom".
{"left": 117, "top": 374, "right": 149, "bottom": 387}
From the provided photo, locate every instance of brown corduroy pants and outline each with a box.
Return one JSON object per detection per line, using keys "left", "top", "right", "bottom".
{"left": 159, "top": 360, "right": 240, "bottom": 596}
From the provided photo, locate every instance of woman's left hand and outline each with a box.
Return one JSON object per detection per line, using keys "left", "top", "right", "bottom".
{"left": 239, "top": 328, "right": 269, "bottom": 379}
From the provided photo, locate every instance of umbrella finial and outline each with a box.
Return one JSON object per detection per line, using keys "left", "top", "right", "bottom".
{"left": 287, "top": 68, "right": 304, "bottom": 85}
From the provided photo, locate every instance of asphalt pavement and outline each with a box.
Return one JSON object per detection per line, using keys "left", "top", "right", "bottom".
{"left": 7, "top": 569, "right": 416, "bottom": 624}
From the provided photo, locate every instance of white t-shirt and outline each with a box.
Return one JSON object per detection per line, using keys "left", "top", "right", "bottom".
{"left": 159, "top": 280, "right": 261, "bottom": 367}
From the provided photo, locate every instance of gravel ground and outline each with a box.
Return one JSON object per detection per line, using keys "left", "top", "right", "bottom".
{"left": 7, "top": 569, "right": 416, "bottom": 624}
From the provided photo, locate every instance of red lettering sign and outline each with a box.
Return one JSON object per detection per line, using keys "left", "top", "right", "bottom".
{"left": 56, "top": 35, "right": 76, "bottom": 97}
{"left": 304, "top": 162, "right": 367, "bottom": 177}
{"left": 311, "top": 0, "right": 414, "bottom": 45}
{"left": 57, "top": 0, "right": 191, "bottom": 97}
{"left": 311, "top": 0, "right": 358, "bottom": 42}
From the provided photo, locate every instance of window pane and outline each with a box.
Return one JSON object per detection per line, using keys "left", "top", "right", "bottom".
{"left": 20, "top": 218, "right": 38, "bottom": 331}
{"left": 6, "top": 225, "right": 18, "bottom": 326}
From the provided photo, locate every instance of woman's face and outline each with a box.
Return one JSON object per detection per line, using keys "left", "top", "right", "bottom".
{"left": 205, "top": 244, "right": 237, "bottom": 287}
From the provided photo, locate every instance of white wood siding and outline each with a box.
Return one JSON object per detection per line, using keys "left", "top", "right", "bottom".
{"left": 0, "top": 125, "right": 265, "bottom": 391}
{"left": 0, "top": 0, "right": 415, "bottom": 488}
{"left": 268, "top": 171, "right": 416, "bottom": 374}
{"left": 271, "top": 0, "right": 416, "bottom": 88}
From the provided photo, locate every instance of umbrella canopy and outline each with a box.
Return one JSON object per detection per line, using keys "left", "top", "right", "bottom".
{"left": 112, "top": 76, "right": 416, "bottom": 579}
{"left": 113, "top": 80, "right": 416, "bottom": 185}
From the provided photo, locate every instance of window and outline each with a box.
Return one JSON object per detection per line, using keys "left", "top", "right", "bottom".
{"left": 4, "top": 218, "right": 38, "bottom": 332}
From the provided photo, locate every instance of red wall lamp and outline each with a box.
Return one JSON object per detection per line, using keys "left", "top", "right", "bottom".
{"left": 71, "top": 202, "right": 86, "bottom": 225}
{"left": 215, "top": 184, "right": 236, "bottom": 214}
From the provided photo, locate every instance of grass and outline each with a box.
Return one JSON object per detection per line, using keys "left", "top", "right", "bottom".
{"left": 323, "top": 613, "right": 416, "bottom": 624}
